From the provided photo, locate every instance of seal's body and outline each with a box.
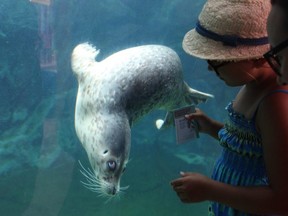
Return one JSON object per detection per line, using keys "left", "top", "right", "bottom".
{"left": 71, "top": 43, "right": 213, "bottom": 196}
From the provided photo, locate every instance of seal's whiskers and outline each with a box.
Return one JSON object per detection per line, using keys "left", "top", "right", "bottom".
{"left": 79, "top": 160, "right": 104, "bottom": 194}
{"left": 79, "top": 160, "right": 130, "bottom": 197}
{"left": 119, "top": 185, "right": 129, "bottom": 193}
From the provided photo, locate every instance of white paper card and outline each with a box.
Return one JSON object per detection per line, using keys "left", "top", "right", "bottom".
{"left": 174, "top": 105, "right": 199, "bottom": 144}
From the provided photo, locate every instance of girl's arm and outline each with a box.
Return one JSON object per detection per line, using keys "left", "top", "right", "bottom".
{"left": 185, "top": 108, "right": 223, "bottom": 139}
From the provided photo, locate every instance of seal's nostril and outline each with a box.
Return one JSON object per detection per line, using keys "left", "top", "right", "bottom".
{"left": 112, "top": 187, "right": 117, "bottom": 195}
{"left": 109, "top": 187, "right": 115, "bottom": 195}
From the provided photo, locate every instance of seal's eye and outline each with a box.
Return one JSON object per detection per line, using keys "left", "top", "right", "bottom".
{"left": 107, "top": 160, "right": 116, "bottom": 171}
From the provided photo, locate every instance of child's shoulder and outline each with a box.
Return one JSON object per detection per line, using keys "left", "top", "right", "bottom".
{"left": 262, "top": 86, "right": 288, "bottom": 101}
{"left": 258, "top": 86, "right": 288, "bottom": 114}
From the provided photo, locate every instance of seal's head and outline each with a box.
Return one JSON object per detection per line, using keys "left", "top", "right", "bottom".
{"left": 78, "top": 114, "right": 131, "bottom": 196}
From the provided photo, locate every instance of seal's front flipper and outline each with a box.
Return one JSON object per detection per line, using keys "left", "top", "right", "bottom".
{"left": 184, "top": 82, "right": 214, "bottom": 105}
{"left": 155, "top": 112, "right": 173, "bottom": 129}
{"left": 156, "top": 83, "right": 213, "bottom": 130}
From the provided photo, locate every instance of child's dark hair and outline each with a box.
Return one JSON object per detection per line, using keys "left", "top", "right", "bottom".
{"left": 271, "top": 0, "right": 288, "bottom": 9}
{"left": 271, "top": 0, "right": 288, "bottom": 28}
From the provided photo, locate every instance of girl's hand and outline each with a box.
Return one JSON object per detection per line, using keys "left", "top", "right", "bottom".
{"left": 185, "top": 108, "right": 223, "bottom": 139}
{"left": 170, "top": 172, "right": 211, "bottom": 203}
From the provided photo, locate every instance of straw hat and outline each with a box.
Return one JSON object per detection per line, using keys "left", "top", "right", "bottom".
{"left": 183, "top": 0, "right": 271, "bottom": 60}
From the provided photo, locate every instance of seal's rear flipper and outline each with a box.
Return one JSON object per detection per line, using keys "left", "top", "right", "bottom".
{"left": 184, "top": 82, "right": 214, "bottom": 105}
{"left": 71, "top": 43, "right": 100, "bottom": 80}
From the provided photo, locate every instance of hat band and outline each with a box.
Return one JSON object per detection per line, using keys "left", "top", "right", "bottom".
{"left": 195, "top": 21, "right": 269, "bottom": 47}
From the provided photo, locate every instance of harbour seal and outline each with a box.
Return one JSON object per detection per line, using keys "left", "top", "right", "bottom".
{"left": 71, "top": 43, "right": 213, "bottom": 196}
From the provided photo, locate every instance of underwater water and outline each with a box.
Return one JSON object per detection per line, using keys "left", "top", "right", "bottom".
{"left": 0, "top": 0, "right": 240, "bottom": 215}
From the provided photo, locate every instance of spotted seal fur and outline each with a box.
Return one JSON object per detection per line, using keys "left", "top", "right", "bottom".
{"left": 71, "top": 43, "right": 213, "bottom": 196}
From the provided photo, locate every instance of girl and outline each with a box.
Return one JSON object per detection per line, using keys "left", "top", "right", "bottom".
{"left": 171, "top": 0, "right": 288, "bottom": 215}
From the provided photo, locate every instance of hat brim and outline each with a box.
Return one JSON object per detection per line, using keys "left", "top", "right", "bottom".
{"left": 182, "top": 29, "right": 270, "bottom": 61}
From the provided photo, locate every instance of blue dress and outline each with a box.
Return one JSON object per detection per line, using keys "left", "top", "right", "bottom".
{"left": 209, "top": 101, "right": 269, "bottom": 216}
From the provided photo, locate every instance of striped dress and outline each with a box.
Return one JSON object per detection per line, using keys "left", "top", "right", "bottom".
{"left": 209, "top": 101, "right": 269, "bottom": 216}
